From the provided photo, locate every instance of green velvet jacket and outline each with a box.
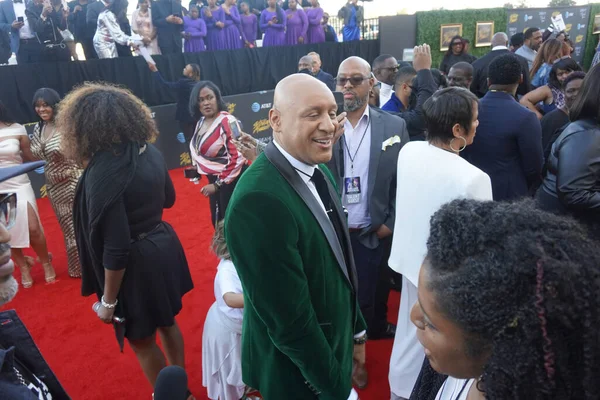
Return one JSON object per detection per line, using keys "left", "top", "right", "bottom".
{"left": 225, "top": 143, "right": 366, "bottom": 399}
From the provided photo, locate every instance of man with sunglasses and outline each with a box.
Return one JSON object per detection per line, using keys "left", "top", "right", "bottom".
{"left": 0, "top": 161, "right": 69, "bottom": 399}
{"left": 328, "top": 54, "right": 410, "bottom": 389}
{"left": 372, "top": 54, "right": 399, "bottom": 107}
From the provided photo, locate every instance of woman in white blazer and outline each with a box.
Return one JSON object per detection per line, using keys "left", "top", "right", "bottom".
{"left": 388, "top": 87, "right": 493, "bottom": 400}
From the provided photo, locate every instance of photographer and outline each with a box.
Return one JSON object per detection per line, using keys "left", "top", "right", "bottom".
{"left": 26, "top": 0, "right": 71, "bottom": 62}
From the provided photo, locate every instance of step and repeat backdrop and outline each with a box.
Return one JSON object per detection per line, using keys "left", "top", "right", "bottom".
{"left": 506, "top": 5, "right": 592, "bottom": 64}
{"left": 25, "top": 89, "right": 275, "bottom": 198}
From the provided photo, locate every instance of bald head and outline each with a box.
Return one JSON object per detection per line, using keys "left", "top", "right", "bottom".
{"left": 298, "top": 55, "right": 314, "bottom": 72}
{"left": 492, "top": 32, "right": 508, "bottom": 48}
{"left": 338, "top": 56, "right": 371, "bottom": 76}
{"left": 271, "top": 74, "right": 337, "bottom": 165}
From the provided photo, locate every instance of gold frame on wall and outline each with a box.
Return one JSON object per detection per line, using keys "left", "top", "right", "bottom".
{"left": 440, "top": 24, "right": 464, "bottom": 51}
{"left": 475, "top": 21, "right": 495, "bottom": 47}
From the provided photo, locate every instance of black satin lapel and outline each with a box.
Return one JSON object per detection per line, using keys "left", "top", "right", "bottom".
{"left": 264, "top": 143, "right": 351, "bottom": 285}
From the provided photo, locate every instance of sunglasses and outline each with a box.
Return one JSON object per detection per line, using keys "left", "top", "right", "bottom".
{"left": 336, "top": 75, "right": 371, "bottom": 86}
{"left": 0, "top": 193, "right": 16, "bottom": 230}
{"left": 451, "top": 42, "right": 463, "bottom": 46}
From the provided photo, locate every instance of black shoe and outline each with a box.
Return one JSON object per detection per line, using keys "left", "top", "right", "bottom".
{"left": 369, "top": 322, "right": 396, "bottom": 340}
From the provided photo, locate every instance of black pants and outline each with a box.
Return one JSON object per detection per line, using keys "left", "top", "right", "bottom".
{"left": 16, "top": 39, "right": 43, "bottom": 64}
{"left": 350, "top": 231, "right": 384, "bottom": 333}
{"left": 158, "top": 35, "right": 182, "bottom": 55}
{"left": 207, "top": 168, "right": 245, "bottom": 226}
{"left": 373, "top": 236, "right": 393, "bottom": 334}
{"left": 80, "top": 38, "right": 97, "bottom": 60}
{"left": 39, "top": 45, "right": 71, "bottom": 63}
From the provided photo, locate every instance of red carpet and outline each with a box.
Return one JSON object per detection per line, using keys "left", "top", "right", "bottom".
{"left": 2, "top": 168, "right": 398, "bottom": 400}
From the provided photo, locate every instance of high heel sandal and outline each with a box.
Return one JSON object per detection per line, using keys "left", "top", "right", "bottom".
{"left": 19, "top": 258, "right": 34, "bottom": 288}
{"left": 43, "top": 262, "right": 56, "bottom": 284}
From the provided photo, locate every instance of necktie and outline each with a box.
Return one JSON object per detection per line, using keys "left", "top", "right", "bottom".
{"left": 311, "top": 168, "right": 332, "bottom": 212}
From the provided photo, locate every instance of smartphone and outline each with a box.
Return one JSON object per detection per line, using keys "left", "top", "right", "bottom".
{"left": 183, "top": 167, "right": 200, "bottom": 179}
{"left": 17, "top": 16, "right": 24, "bottom": 22}
{"left": 230, "top": 121, "right": 242, "bottom": 140}
{"left": 333, "top": 91, "right": 344, "bottom": 115}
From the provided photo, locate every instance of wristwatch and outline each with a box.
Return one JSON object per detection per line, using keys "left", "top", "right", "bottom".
{"left": 353, "top": 333, "right": 367, "bottom": 345}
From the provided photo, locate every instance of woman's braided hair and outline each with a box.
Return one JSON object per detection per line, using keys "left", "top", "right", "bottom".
{"left": 425, "top": 199, "right": 600, "bottom": 399}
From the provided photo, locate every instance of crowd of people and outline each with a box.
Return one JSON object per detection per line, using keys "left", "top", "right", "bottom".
{"left": 0, "top": 11, "right": 599, "bottom": 400}
{"left": 0, "top": 0, "right": 362, "bottom": 64}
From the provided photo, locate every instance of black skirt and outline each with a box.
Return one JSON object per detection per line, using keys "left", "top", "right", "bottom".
{"left": 118, "top": 221, "right": 194, "bottom": 340}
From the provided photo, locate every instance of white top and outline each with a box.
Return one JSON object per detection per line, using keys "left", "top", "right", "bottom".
{"left": 342, "top": 106, "right": 371, "bottom": 229}
{"left": 214, "top": 259, "right": 244, "bottom": 323}
{"left": 389, "top": 142, "right": 493, "bottom": 286}
{"left": 492, "top": 45, "right": 509, "bottom": 51}
{"left": 435, "top": 378, "right": 475, "bottom": 400}
{"left": 379, "top": 82, "right": 393, "bottom": 107}
{"left": 12, "top": 2, "right": 35, "bottom": 39}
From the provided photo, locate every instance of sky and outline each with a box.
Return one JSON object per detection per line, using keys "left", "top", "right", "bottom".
{"left": 319, "top": 0, "right": 588, "bottom": 18}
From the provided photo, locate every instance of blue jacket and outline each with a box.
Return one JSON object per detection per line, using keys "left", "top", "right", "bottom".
{"left": 0, "top": 0, "right": 20, "bottom": 54}
{"left": 462, "top": 91, "right": 543, "bottom": 201}
{"left": 381, "top": 93, "right": 405, "bottom": 113}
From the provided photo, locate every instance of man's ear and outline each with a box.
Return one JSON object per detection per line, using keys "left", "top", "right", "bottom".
{"left": 269, "top": 108, "right": 281, "bottom": 132}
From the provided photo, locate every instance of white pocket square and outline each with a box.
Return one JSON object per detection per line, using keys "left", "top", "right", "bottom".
{"left": 382, "top": 135, "right": 401, "bottom": 151}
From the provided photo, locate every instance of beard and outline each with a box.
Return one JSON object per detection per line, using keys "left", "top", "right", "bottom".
{"left": 0, "top": 275, "right": 18, "bottom": 306}
{"left": 344, "top": 95, "right": 367, "bottom": 112}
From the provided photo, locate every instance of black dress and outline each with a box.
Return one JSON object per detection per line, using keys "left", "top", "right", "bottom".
{"left": 74, "top": 142, "right": 194, "bottom": 341}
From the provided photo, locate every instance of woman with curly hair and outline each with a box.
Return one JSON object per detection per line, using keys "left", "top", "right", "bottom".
{"left": 409, "top": 198, "right": 600, "bottom": 400}
{"left": 58, "top": 83, "right": 194, "bottom": 394}
{"left": 388, "top": 87, "right": 492, "bottom": 400}
{"left": 30, "top": 88, "right": 80, "bottom": 279}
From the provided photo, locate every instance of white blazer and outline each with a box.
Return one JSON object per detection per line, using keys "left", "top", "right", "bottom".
{"left": 389, "top": 141, "right": 493, "bottom": 286}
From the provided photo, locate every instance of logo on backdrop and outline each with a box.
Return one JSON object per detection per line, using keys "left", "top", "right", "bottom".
{"left": 575, "top": 46, "right": 582, "bottom": 56}
{"left": 39, "top": 184, "right": 47, "bottom": 198}
{"left": 253, "top": 119, "right": 270, "bottom": 134}
{"left": 510, "top": 14, "right": 518, "bottom": 23}
{"left": 577, "top": 23, "right": 585, "bottom": 30}
{"left": 564, "top": 11, "right": 574, "bottom": 19}
{"left": 524, "top": 14, "right": 532, "bottom": 22}
{"left": 177, "top": 132, "right": 186, "bottom": 143}
{"left": 508, "top": 27, "right": 518, "bottom": 36}
{"left": 34, "top": 166, "right": 44, "bottom": 174}
{"left": 228, "top": 103, "right": 237, "bottom": 114}
{"left": 179, "top": 153, "right": 191, "bottom": 166}
{"left": 539, "top": 12, "right": 546, "bottom": 23}
{"left": 552, "top": 11, "right": 561, "bottom": 18}
{"left": 575, "top": 34, "right": 583, "bottom": 43}
{"left": 579, "top": 8, "right": 587, "bottom": 19}
{"left": 251, "top": 102, "right": 260, "bottom": 112}
{"left": 565, "top": 23, "right": 572, "bottom": 32}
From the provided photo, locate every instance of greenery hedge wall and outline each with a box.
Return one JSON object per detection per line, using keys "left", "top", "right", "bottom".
{"left": 583, "top": 3, "right": 600, "bottom": 69}
{"left": 416, "top": 8, "right": 508, "bottom": 70}
{"left": 415, "top": 5, "right": 600, "bottom": 70}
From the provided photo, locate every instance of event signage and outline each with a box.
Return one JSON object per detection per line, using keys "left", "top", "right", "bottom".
{"left": 25, "top": 89, "right": 275, "bottom": 198}
{"left": 506, "top": 5, "right": 591, "bottom": 64}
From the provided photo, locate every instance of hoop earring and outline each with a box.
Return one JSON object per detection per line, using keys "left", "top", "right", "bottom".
{"left": 449, "top": 136, "right": 467, "bottom": 153}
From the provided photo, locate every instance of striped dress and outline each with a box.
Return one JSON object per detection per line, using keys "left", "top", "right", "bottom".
{"left": 30, "top": 123, "right": 83, "bottom": 278}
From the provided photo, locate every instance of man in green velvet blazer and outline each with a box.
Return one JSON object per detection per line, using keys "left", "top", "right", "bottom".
{"left": 225, "top": 74, "right": 367, "bottom": 399}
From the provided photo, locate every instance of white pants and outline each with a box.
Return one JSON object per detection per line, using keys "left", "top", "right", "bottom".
{"left": 389, "top": 278, "right": 425, "bottom": 399}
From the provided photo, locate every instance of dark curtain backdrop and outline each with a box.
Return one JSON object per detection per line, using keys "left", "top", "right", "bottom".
{"left": 1, "top": 40, "right": 380, "bottom": 124}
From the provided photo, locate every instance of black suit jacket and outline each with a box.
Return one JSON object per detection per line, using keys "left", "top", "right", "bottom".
{"left": 152, "top": 0, "right": 184, "bottom": 50}
{"left": 471, "top": 49, "right": 532, "bottom": 98}
{"left": 315, "top": 69, "right": 335, "bottom": 91}
{"left": 387, "top": 69, "right": 437, "bottom": 141}
{"left": 327, "top": 106, "right": 409, "bottom": 249}
{"left": 86, "top": 0, "right": 104, "bottom": 39}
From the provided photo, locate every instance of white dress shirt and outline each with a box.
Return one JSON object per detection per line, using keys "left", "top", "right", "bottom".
{"left": 12, "top": 2, "right": 35, "bottom": 39}
{"left": 342, "top": 106, "right": 371, "bottom": 229}
{"left": 273, "top": 140, "right": 360, "bottom": 400}
{"left": 379, "top": 82, "right": 393, "bottom": 107}
{"left": 492, "top": 45, "right": 508, "bottom": 51}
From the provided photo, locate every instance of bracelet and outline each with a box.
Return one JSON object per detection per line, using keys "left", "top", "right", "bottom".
{"left": 353, "top": 333, "right": 368, "bottom": 345}
{"left": 214, "top": 180, "right": 223, "bottom": 190}
{"left": 101, "top": 295, "right": 118, "bottom": 309}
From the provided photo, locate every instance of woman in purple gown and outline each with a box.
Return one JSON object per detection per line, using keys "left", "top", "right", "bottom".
{"left": 203, "top": 0, "right": 226, "bottom": 51}
{"left": 240, "top": 2, "right": 258, "bottom": 47}
{"left": 284, "top": 0, "right": 307, "bottom": 45}
{"left": 183, "top": 5, "right": 207, "bottom": 52}
{"left": 260, "top": 0, "right": 286, "bottom": 47}
{"left": 305, "top": 0, "right": 324, "bottom": 44}
{"left": 221, "top": 0, "right": 245, "bottom": 50}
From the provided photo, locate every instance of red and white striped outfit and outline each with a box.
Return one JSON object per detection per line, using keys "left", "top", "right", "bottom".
{"left": 190, "top": 112, "right": 247, "bottom": 184}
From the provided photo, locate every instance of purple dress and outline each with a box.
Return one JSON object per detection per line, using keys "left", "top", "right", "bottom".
{"left": 203, "top": 6, "right": 226, "bottom": 51}
{"left": 241, "top": 13, "right": 258, "bottom": 45}
{"left": 260, "top": 9, "right": 286, "bottom": 47}
{"left": 222, "top": 6, "right": 245, "bottom": 50}
{"left": 284, "top": 8, "right": 307, "bottom": 45}
{"left": 183, "top": 16, "right": 207, "bottom": 52}
{"left": 305, "top": 7, "right": 324, "bottom": 44}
